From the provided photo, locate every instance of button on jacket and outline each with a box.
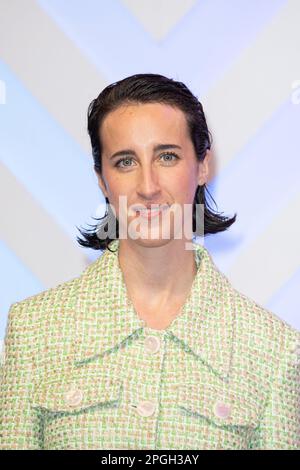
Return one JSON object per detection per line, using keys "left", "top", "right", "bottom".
{"left": 0, "top": 240, "right": 299, "bottom": 450}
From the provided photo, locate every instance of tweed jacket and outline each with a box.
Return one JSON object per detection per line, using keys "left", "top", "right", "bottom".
{"left": 0, "top": 239, "right": 299, "bottom": 450}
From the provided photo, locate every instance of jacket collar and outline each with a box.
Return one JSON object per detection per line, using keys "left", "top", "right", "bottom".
{"left": 73, "top": 239, "right": 236, "bottom": 380}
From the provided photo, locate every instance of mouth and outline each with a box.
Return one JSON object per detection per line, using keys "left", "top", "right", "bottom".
{"left": 131, "top": 204, "right": 170, "bottom": 219}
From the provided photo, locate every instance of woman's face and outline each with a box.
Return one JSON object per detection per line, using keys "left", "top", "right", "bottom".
{"left": 97, "top": 102, "right": 210, "bottom": 246}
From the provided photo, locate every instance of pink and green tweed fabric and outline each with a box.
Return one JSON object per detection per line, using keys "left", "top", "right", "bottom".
{"left": 1, "top": 239, "right": 299, "bottom": 449}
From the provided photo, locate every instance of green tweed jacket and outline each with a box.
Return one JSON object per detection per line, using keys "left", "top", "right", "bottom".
{"left": 0, "top": 239, "right": 299, "bottom": 450}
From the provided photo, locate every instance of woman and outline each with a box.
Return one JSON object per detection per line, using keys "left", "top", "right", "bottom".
{"left": 1, "top": 74, "right": 299, "bottom": 450}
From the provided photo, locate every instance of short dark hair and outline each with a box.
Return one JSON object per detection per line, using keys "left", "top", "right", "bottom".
{"left": 76, "top": 73, "right": 237, "bottom": 252}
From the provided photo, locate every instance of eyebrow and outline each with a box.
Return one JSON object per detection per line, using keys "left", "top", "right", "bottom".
{"left": 109, "top": 144, "right": 182, "bottom": 160}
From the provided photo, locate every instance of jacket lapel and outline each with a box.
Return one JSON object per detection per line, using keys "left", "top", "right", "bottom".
{"left": 73, "top": 239, "right": 144, "bottom": 363}
{"left": 72, "top": 239, "right": 235, "bottom": 380}
{"left": 166, "top": 244, "right": 236, "bottom": 381}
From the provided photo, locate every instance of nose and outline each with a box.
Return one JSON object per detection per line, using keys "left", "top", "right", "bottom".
{"left": 136, "top": 165, "right": 161, "bottom": 200}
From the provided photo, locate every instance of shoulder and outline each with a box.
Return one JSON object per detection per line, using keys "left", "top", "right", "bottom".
{"left": 6, "top": 251, "right": 107, "bottom": 322}
{"left": 7, "top": 275, "right": 81, "bottom": 326}
{"left": 224, "top": 273, "right": 300, "bottom": 360}
{"left": 2, "top": 278, "right": 79, "bottom": 367}
{"left": 2, "top": 251, "right": 105, "bottom": 371}
{"left": 199, "top": 244, "right": 299, "bottom": 359}
{"left": 3, "top": 255, "right": 105, "bottom": 354}
{"left": 211, "top": 263, "right": 300, "bottom": 389}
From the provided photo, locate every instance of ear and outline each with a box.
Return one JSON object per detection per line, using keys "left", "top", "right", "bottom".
{"left": 197, "top": 149, "right": 211, "bottom": 186}
{"left": 96, "top": 172, "right": 108, "bottom": 199}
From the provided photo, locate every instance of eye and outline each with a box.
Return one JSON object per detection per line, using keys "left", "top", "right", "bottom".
{"left": 115, "top": 157, "right": 134, "bottom": 168}
{"left": 115, "top": 152, "right": 179, "bottom": 169}
{"left": 160, "top": 152, "right": 179, "bottom": 164}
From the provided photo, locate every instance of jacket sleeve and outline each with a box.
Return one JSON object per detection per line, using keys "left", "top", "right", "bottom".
{"left": 249, "top": 333, "right": 300, "bottom": 450}
{"left": 0, "top": 302, "right": 44, "bottom": 449}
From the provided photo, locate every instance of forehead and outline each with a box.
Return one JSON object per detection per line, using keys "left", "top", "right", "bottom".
{"left": 99, "top": 102, "right": 189, "bottom": 150}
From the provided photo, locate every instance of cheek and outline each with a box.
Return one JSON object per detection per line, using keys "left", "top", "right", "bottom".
{"left": 171, "top": 173, "right": 197, "bottom": 202}
{"left": 104, "top": 176, "right": 125, "bottom": 200}
{"left": 104, "top": 177, "right": 132, "bottom": 218}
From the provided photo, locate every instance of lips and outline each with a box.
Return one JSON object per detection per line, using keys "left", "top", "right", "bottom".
{"left": 131, "top": 204, "right": 170, "bottom": 218}
{"left": 139, "top": 207, "right": 168, "bottom": 218}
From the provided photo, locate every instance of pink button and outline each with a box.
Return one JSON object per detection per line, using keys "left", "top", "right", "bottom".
{"left": 214, "top": 401, "right": 231, "bottom": 419}
{"left": 136, "top": 400, "right": 156, "bottom": 417}
{"left": 144, "top": 335, "right": 161, "bottom": 354}
{"left": 64, "top": 388, "right": 83, "bottom": 407}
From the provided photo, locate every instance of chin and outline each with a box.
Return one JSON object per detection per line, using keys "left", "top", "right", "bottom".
{"left": 131, "top": 237, "right": 174, "bottom": 249}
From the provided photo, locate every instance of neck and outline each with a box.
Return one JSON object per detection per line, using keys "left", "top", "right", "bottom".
{"left": 118, "top": 238, "right": 197, "bottom": 311}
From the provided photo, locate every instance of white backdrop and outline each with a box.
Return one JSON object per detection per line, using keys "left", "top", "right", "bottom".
{"left": 1, "top": 0, "right": 299, "bottom": 350}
